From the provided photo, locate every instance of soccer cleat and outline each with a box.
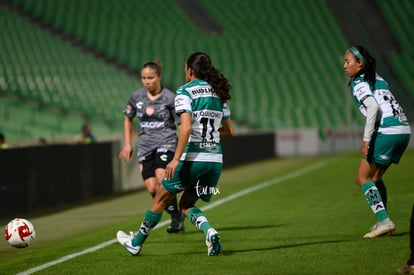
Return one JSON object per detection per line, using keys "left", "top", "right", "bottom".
{"left": 116, "top": 230, "right": 141, "bottom": 256}
{"left": 396, "top": 264, "right": 414, "bottom": 274}
{"left": 167, "top": 214, "right": 185, "bottom": 234}
{"left": 363, "top": 220, "right": 395, "bottom": 238}
{"left": 205, "top": 228, "right": 222, "bottom": 256}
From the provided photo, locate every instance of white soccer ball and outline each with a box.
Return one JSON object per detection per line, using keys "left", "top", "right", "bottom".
{"left": 4, "top": 218, "right": 36, "bottom": 248}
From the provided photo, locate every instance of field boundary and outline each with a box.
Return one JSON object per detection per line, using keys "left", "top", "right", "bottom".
{"left": 17, "top": 160, "right": 327, "bottom": 275}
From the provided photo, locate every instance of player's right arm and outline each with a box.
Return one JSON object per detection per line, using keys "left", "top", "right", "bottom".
{"left": 119, "top": 116, "right": 134, "bottom": 161}
{"left": 164, "top": 111, "right": 192, "bottom": 180}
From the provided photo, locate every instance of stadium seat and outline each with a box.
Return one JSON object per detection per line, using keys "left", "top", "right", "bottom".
{"left": 2, "top": 0, "right": 412, "bottom": 142}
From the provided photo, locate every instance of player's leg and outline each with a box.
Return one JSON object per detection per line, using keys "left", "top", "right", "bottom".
{"left": 181, "top": 192, "right": 210, "bottom": 234}
{"left": 364, "top": 133, "right": 410, "bottom": 238}
{"left": 181, "top": 161, "right": 222, "bottom": 234}
{"left": 358, "top": 133, "right": 397, "bottom": 238}
{"left": 117, "top": 186, "right": 175, "bottom": 255}
{"left": 154, "top": 150, "right": 184, "bottom": 233}
{"left": 373, "top": 133, "right": 410, "bottom": 212}
{"left": 133, "top": 187, "right": 175, "bottom": 245}
{"left": 180, "top": 191, "right": 222, "bottom": 256}
{"left": 117, "top": 159, "right": 186, "bottom": 255}
{"left": 180, "top": 162, "right": 223, "bottom": 255}
{"left": 356, "top": 160, "right": 394, "bottom": 238}
{"left": 155, "top": 168, "right": 183, "bottom": 233}
{"left": 374, "top": 179, "right": 387, "bottom": 209}
{"left": 140, "top": 155, "right": 158, "bottom": 197}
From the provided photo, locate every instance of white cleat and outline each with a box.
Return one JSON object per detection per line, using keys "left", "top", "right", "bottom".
{"left": 363, "top": 221, "right": 395, "bottom": 238}
{"left": 116, "top": 230, "right": 141, "bottom": 256}
{"left": 206, "top": 228, "right": 222, "bottom": 256}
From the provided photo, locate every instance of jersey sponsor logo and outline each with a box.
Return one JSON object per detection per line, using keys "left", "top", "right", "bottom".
{"left": 193, "top": 110, "right": 222, "bottom": 119}
{"left": 156, "top": 147, "right": 168, "bottom": 153}
{"left": 190, "top": 87, "right": 213, "bottom": 96}
{"left": 199, "top": 140, "right": 219, "bottom": 151}
{"left": 140, "top": 121, "right": 165, "bottom": 128}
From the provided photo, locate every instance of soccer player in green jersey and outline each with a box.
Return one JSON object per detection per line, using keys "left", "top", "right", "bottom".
{"left": 343, "top": 45, "right": 411, "bottom": 238}
{"left": 117, "top": 52, "right": 234, "bottom": 256}
{"left": 119, "top": 61, "right": 183, "bottom": 233}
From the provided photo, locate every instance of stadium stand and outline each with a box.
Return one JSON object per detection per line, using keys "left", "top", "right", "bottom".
{"left": 0, "top": 0, "right": 412, "bottom": 142}
{"left": 0, "top": 3, "right": 137, "bottom": 141}
{"left": 377, "top": 0, "right": 414, "bottom": 99}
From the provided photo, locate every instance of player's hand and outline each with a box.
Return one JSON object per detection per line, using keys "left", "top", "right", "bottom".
{"left": 361, "top": 141, "right": 369, "bottom": 159}
{"left": 164, "top": 159, "right": 180, "bottom": 181}
{"left": 119, "top": 145, "right": 133, "bottom": 161}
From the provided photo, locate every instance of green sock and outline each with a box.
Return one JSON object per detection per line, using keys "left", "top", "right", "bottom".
{"left": 187, "top": 207, "right": 211, "bottom": 235}
{"left": 132, "top": 209, "right": 162, "bottom": 247}
{"left": 361, "top": 181, "right": 388, "bottom": 222}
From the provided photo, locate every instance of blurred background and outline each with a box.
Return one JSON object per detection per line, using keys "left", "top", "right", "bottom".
{"left": 1, "top": 0, "right": 413, "bottom": 144}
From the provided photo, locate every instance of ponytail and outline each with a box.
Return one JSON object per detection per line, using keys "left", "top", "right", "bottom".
{"left": 186, "top": 52, "right": 231, "bottom": 102}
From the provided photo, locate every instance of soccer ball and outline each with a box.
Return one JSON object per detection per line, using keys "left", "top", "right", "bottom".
{"left": 4, "top": 218, "right": 36, "bottom": 248}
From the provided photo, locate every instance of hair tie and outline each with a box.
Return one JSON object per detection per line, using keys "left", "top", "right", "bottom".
{"left": 349, "top": 47, "right": 367, "bottom": 65}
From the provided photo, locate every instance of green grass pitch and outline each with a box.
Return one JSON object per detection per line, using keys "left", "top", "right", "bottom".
{"left": 1, "top": 150, "right": 413, "bottom": 274}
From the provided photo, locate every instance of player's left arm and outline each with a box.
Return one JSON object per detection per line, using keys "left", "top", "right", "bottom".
{"left": 219, "top": 118, "right": 235, "bottom": 139}
{"left": 218, "top": 102, "right": 234, "bottom": 139}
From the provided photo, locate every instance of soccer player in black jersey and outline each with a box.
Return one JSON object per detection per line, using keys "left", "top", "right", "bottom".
{"left": 119, "top": 61, "right": 183, "bottom": 233}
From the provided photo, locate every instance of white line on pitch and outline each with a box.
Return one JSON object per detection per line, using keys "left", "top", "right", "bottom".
{"left": 17, "top": 160, "right": 326, "bottom": 275}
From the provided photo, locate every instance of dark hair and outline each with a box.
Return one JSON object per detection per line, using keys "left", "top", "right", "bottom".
{"left": 141, "top": 61, "right": 162, "bottom": 76}
{"left": 186, "top": 52, "right": 231, "bottom": 102}
{"left": 351, "top": 45, "right": 377, "bottom": 88}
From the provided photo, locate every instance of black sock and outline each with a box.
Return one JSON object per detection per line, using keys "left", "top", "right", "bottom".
{"left": 375, "top": 180, "right": 387, "bottom": 210}
{"left": 165, "top": 195, "right": 179, "bottom": 216}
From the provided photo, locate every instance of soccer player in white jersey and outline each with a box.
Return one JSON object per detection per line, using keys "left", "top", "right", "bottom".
{"left": 119, "top": 61, "right": 183, "bottom": 233}
{"left": 343, "top": 45, "right": 411, "bottom": 238}
{"left": 117, "top": 52, "right": 234, "bottom": 256}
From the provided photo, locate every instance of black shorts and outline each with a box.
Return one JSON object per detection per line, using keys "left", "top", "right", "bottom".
{"left": 141, "top": 149, "right": 174, "bottom": 180}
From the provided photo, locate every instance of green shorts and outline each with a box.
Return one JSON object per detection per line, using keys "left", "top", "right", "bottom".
{"left": 368, "top": 132, "right": 410, "bottom": 167}
{"left": 162, "top": 161, "right": 223, "bottom": 202}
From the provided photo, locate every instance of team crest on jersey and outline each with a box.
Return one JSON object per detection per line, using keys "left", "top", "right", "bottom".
{"left": 146, "top": 106, "right": 154, "bottom": 116}
{"left": 125, "top": 104, "right": 132, "bottom": 114}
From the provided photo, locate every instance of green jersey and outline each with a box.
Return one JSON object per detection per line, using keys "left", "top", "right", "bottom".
{"left": 350, "top": 73, "right": 410, "bottom": 135}
{"left": 175, "top": 79, "right": 231, "bottom": 163}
